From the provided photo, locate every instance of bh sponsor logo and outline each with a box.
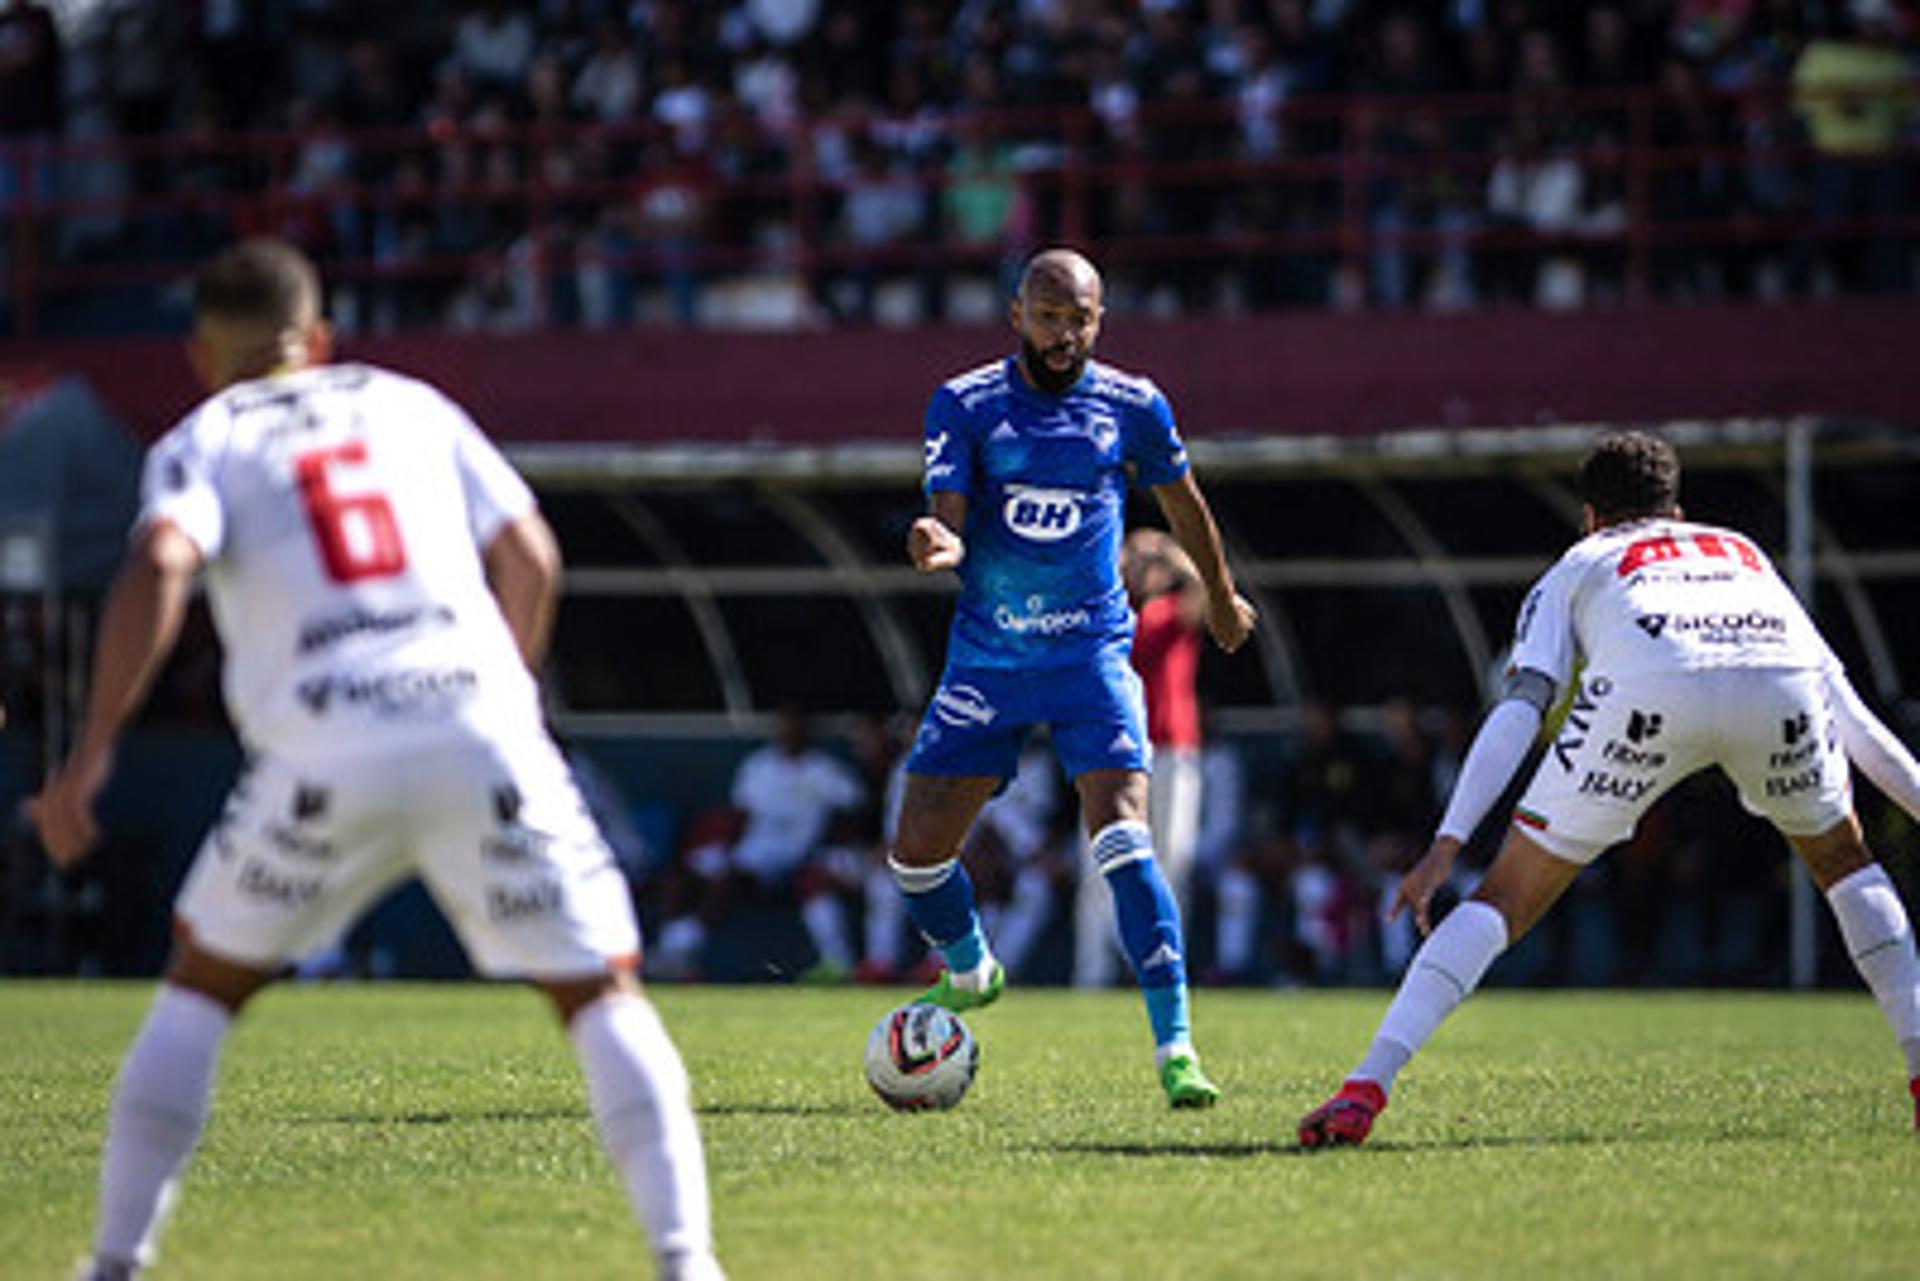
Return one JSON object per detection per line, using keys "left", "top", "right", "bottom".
{"left": 1002, "top": 485, "right": 1083, "bottom": 542}
{"left": 933, "top": 683, "right": 997, "bottom": 729}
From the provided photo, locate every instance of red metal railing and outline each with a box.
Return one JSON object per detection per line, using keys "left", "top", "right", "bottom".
{"left": 3, "top": 81, "right": 1916, "bottom": 336}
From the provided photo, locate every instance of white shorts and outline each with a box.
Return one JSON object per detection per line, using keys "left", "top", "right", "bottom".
{"left": 1515, "top": 666, "right": 1851, "bottom": 864}
{"left": 175, "top": 731, "right": 640, "bottom": 978}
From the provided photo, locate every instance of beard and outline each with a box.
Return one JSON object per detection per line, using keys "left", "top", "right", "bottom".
{"left": 1021, "top": 336, "right": 1086, "bottom": 396}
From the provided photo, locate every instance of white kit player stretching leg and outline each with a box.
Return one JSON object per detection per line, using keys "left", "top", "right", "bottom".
{"left": 30, "top": 239, "right": 723, "bottom": 1279}
{"left": 1299, "top": 431, "right": 1920, "bottom": 1147}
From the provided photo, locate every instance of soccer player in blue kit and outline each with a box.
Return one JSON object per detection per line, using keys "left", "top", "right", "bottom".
{"left": 892, "top": 248, "right": 1257, "bottom": 1106}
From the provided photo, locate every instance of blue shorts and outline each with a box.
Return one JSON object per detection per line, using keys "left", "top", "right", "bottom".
{"left": 906, "top": 651, "right": 1151, "bottom": 782}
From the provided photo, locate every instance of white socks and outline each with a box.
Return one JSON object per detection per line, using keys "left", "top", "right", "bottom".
{"left": 1826, "top": 864, "right": 1920, "bottom": 1080}
{"left": 571, "top": 995, "right": 719, "bottom": 1278}
{"left": 95, "top": 985, "right": 232, "bottom": 1269}
{"left": 1355, "top": 901, "right": 1509, "bottom": 1095}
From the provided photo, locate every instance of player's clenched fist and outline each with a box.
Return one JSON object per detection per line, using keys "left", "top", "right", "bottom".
{"left": 27, "top": 745, "right": 112, "bottom": 869}
{"left": 909, "top": 516, "right": 966, "bottom": 572}
{"left": 1207, "top": 591, "right": 1257, "bottom": 653}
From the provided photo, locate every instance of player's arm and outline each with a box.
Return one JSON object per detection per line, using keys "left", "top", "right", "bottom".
{"left": 1150, "top": 471, "right": 1254, "bottom": 652}
{"left": 1392, "top": 667, "right": 1556, "bottom": 934}
{"left": 28, "top": 520, "right": 203, "bottom": 867}
{"left": 1827, "top": 665, "right": 1920, "bottom": 821}
{"left": 484, "top": 510, "right": 563, "bottom": 672}
{"left": 909, "top": 490, "right": 967, "bottom": 572}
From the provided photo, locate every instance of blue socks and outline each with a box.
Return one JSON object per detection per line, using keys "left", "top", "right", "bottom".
{"left": 889, "top": 856, "right": 987, "bottom": 974}
{"left": 1091, "top": 821, "right": 1192, "bottom": 1051}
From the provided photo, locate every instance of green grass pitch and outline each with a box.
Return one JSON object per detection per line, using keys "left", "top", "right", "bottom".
{"left": 4, "top": 982, "right": 1916, "bottom": 1279}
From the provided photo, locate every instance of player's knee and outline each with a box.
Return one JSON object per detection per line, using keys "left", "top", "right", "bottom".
{"left": 1789, "top": 815, "right": 1874, "bottom": 892}
{"left": 164, "top": 937, "right": 276, "bottom": 1015}
{"left": 539, "top": 969, "right": 638, "bottom": 1025}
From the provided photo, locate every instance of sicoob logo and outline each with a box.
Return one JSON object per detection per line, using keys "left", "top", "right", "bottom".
{"left": 1002, "top": 486, "right": 1083, "bottom": 541}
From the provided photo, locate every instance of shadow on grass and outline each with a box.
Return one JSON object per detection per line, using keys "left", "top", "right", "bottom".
{"left": 292, "top": 1107, "right": 584, "bottom": 1126}
{"left": 1047, "top": 1125, "right": 1799, "bottom": 1160}
{"left": 698, "top": 1102, "right": 871, "bottom": 1118}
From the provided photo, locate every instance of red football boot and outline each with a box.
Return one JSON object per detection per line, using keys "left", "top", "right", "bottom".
{"left": 1909, "top": 1077, "right": 1918, "bottom": 1132}
{"left": 1298, "top": 1079, "right": 1387, "bottom": 1149}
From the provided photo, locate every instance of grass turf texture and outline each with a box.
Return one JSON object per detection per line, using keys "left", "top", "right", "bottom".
{"left": 4, "top": 983, "right": 1916, "bottom": 1279}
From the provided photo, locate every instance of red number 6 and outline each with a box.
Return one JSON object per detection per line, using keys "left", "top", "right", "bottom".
{"left": 295, "top": 442, "right": 407, "bottom": 583}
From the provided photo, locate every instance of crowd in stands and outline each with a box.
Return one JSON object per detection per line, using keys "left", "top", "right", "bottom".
{"left": 3, "top": 1, "right": 1918, "bottom": 333}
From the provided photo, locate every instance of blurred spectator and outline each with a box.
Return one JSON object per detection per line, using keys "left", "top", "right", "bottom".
{"left": 966, "top": 741, "right": 1067, "bottom": 980}
{"left": 650, "top": 706, "right": 865, "bottom": 980}
{"left": 573, "top": 17, "right": 643, "bottom": 123}
{"left": 0, "top": 0, "right": 62, "bottom": 258}
{"left": 827, "top": 137, "right": 923, "bottom": 323}
{"left": 0, "top": 0, "right": 62, "bottom": 141}
{"left": 454, "top": 0, "right": 537, "bottom": 97}
{"left": 1075, "top": 528, "right": 1206, "bottom": 989}
{"left": 1792, "top": 2, "right": 1916, "bottom": 293}
{"left": 1277, "top": 698, "right": 1367, "bottom": 981}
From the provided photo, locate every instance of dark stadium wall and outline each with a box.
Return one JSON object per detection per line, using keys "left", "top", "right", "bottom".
{"left": 10, "top": 298, "right": 1916, "bottom": 445}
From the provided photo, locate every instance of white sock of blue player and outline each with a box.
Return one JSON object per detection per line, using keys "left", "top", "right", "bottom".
{"left": 889, "top": 855, "right": 994, "bottom": 987}
{"left": 1091, "top": 820, "right": 1193, "bottom": 1061}
{"left": 93, "top": 985, "right": 230, "bottom": 1271}
{"left": 1825, "top": 864, "right": 1920, "bottom": 1079}
{"left": 1353, "top": 900, "right": 1508, "bottom": 1095}
{"left": 571, "top": 994, "right": 718, "bottom": 1278}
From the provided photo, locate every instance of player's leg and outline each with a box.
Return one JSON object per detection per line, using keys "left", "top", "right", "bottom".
{"left": 81, "top": 941, "right": 276, "bottom": 1281}
{"left": 1720, "top": 666, "right": 1920, "bottom": 1128}
{"left": 892, "top": 671, "right": 1025, "bottom": 1010}
{"left": 1790, "top": 817, "right": 1920, "bottom": 1123}
{"left": 892, "top": 771, "right": 1007, "bottom": 1010}
{"left": 416, "top": 735, "right": 720, "bottom": 1278}
{"left": 86, "top": 756, "right": 402, "bottom": 1278}
{"left": 541, "top": 969, "right": 722, "bottom": 1281}
{"left": 1076, "top": 767, "right": 1217, "bottom": 1106}
{"left": 1298, "top": 827, "right": 1583, "bottom": 1147}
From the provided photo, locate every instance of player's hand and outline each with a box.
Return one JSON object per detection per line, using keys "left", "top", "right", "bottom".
{"left": 1390, "top": 836, "right": 1462, "bottom": 937}
{"left": 1206, "top": 591, "right": 1257, "bottom": 652}
{"left": 27, "top": 742, "right": 114, "bottom": 870}
{"left": 909, "top": 516, "right": 965, "bottom": 572}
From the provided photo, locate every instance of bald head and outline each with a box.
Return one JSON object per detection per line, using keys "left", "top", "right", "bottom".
{"left": 1011, "top": 248, "right": 1104, "bottom": 396}
{"left": 1017, "top": 248, "right": 1104, "bottom": 307}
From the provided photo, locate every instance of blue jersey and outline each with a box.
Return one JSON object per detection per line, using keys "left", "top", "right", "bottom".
{"left": 924, "top": 355, "right": 1190, "bottom": 669}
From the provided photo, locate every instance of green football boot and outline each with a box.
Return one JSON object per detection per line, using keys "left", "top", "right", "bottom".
{"left": 913, "top": 959, "right": 1005, "bottom": 1014}
{"left": 1159, "top": 1053, "right": 1221, "bottom": 1109}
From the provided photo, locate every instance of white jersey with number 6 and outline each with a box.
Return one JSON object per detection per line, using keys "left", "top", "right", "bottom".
{"left": 1509, "top": 516, "right": 1833, "bottom": 688}
{"left": 138, "top": 362, "right": 544, "bottom": 762}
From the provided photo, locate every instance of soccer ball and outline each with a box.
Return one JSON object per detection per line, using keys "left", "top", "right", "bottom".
{"left": 863, "top": 1003, "right": 979, "bottom": 1111}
